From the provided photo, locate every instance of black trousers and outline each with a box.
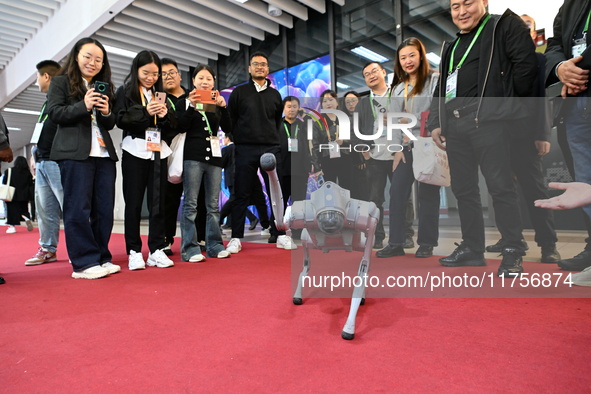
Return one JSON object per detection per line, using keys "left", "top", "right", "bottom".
{"left": 231, "top": 144, "right": 281, "bottom": 239}
{"left": 220, "top": 185, "right": 266, "bottom": 227}
{"left": 510, "top": 136, "right": 557, "bottom": 247}
{"left": 446, "top": 118, "right": 523, "bottom": 253}
{"left": 5, "top": 201, "right": 31, "bottom": 226}
{"left": 122, "top": 151, "right": 167, "bottom": 254}
{"left": 164, "top": 180, "right": 206, "bottom": 245}
{"left": 366, "top": 158, "right": 393, "bottom": 243}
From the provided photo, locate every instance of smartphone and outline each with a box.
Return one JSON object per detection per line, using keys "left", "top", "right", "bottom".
{"left": 194, "top": 89, "right": 218, "bottom": 105}
{"left": 93, "top": 81, "right": 109, "bottom": 95}
{"left": 155, "top": 92, "right": 167, "bottom": 105}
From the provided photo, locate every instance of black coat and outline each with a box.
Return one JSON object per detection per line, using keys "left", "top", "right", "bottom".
{"left": 545, "top": 0, "right": 591, "bottom": 85}
{"left": 428, "top": 10, "right": 538, "bottom": 134}
{"left": 2, "top": 167, "right": 33, "bottom": 202}
{"left": 47, "top": 75, "right": 118, "bottom": 161}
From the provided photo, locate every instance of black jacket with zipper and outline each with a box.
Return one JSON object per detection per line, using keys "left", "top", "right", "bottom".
{"left": 427, "top": 10, "right": 538, "bottom": 135}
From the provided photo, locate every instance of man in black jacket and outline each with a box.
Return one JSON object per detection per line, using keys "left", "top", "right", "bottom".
{"left": 428, "top": 0, "right": 538, "bottom": 277}
{"left": 545, "top": 0, "right": 591, "bottom": 272}
{"left": 226, "top": 52, "right": 285, "bottom": 253}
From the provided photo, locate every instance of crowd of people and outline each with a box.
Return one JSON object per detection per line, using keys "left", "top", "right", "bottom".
{"left": 1, "top": 0, "right": 589, "bottom": 287}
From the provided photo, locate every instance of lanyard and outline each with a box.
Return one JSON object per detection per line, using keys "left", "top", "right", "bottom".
{"left": 38, "top": 103, "right": 48, "bottom": 123}
{"left": 198, "top": 110, "right": 214, "bottom": 136}
{"left": 283, "top": 122, "right": 298, "bottom": 138}
{"left": 584, "top": 9, "right": 591, "bottom": 35}
{"left": 370, "top": 89, "right": 391, "bottom": 120}
{"left": 140, "top": 87, "right": 157, "bottom": 125}
{"left": 449, "top": 14, "right": 491, "bottom": 74}
{"left": 403, "top": 82, "right": 415, "bottom": 113}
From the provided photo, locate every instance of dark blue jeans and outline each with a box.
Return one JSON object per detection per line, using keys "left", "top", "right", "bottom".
{"left": 388, "top": 148, "right": 440, "bottom": 247}
{"left": 565, "top": 94, "right": 591, "bottom": 220}
{"left": 59, "top": 157, "right": 116, "bottom": 272}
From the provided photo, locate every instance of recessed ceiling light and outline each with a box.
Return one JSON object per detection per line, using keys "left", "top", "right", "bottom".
{"left": 103, "top": 45, "right": 137, "bottom": 59}
{"left": 3, "top": 108, "right": 41, "bottom": 116}
{"left": 351, "top": 46, "right": 389, "bottom": 63}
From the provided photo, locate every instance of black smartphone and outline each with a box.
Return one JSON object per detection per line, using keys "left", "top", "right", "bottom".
{"left": 94, "top": 81, "right": 109, "bottom": 95}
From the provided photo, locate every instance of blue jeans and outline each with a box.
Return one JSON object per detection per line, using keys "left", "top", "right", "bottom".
{"left": 59, "top": 158, "right": 116, "bottom": 272}
{"left": 566, "top": 94, "right": 591, "bottom": 219}
{"left": 35, "top": 160, "right": 63, "bottom": 253}
{"left": 181, "top": 160, "right": 224, "bottom": 259}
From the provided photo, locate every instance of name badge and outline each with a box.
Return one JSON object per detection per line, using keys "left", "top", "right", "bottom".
{"left": 445, "top": 70, "right": 458, "bottom": 103}
{"left": 30, "top": 122, "right": 44, "bottom": 144}
{"left": 210, "top": 137, "right": 222, "bottom": 157}
{"left": 93, "top": 124, "right": 106, "bottom": 148}
{"left": 572, "top": 38, "right": 587, "bottom": 58}
{"left": 328, "top": 141, "right": 341, "bottom": 158}
{"left": 146, "top": 127, "right": 161, "bottom": 152}
{"left": 288, "top": 138, "right": 299, "bottom": 153}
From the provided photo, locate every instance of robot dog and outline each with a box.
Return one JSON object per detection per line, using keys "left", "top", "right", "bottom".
{"left": 260, "top": 153, "right": 379, "bottom": 340}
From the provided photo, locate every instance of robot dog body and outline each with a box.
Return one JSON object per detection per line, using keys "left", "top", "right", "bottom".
{"left": 261, "top": 152, "right": 379, "bottom": 340}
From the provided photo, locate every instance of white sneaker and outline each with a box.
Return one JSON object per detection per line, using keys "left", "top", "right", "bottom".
{"left": 101, "top": 262, "right": 121, "bottom": 274}
{"left": 147, "top": 249, "right": 174, "bottom": 268}
{"left": 189, "top": 254, "right": 205, "bottom": 263}
{"left": 22, "top": 215, "right": 33, "bottom": 231}
{"left": 277, "top": 235, "right": 297, "bottom": 250}
{"left": 261, "top": 227, "right": 270, "bottom": 237}
{"left": 128, "top": 251, "right": 146, "bottom": 271}
{"left": 6, "top": 226, "right": 16, "bottom": 234}
{"left": 216, "top": 250, "right": 230, "bottom": 259}
{"left": 573, "top": 266, "right": 591, "bottom": 287}
{"left": 72, "top": 265, "right": 110, "bottom": 279}
{"left": 226, "top": 238, "right": 242, "bottom": 254}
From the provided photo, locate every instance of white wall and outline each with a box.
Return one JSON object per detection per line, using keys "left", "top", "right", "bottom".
{"left": 489, "top": 0, "right": 562, "bottom": 38}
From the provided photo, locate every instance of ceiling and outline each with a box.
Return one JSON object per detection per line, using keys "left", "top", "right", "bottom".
{"left": 0, "top": 0, "right": 344, "bottom": 155}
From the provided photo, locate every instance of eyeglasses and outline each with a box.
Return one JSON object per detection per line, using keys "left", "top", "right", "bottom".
{"left": 363, "top": 67, "right": 383, "bottom": 78}
{"left": 162, "top": 71, "right": 178, "bottom": 79}
{"left": 251, "top": 62, "right": 268, "bottom": 68}
{"left": 141, "top": 71, "right": 160, "bottom": 78}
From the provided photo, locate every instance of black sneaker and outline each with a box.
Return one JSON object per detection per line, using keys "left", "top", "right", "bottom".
{"left": 415, "top": 245, "right": 433, "bottom": 258}
{"left": 440, "top": 243, "right": 486, "bottom": 267}
{"left": 497, "top": 247, "right": 525, "bottom": 277}
{"left": 486, "top": 238, "right": 529, "bottom": 253}
{"left": 376, "top": 245, "right": 405, "bottom": 258}
{"left": 0, "top": 276, "right": 5, "bottom": 284}
{"left": 540, "top": 244, "right": 560, "bottom": 264}
{"left": 404, "top": 236, "right": 415, "bottom": 249}
{"left": 558, "top": 249, "right": 591, "bottom": 271}
{"left": 248, "top": 218, "right": 259, "bottom": 231}
{"left": 268, "top": 235, "right": 278, "bottom": 244}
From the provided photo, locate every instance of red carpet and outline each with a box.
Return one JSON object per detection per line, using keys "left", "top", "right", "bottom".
{"left": 1, "top": 229, "right": 590, "bottom": 392}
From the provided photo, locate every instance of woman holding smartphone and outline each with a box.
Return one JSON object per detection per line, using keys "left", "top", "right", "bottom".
{"left": 177, "top": 64, "right": 231, "bottom": 262}
{"left": 114, "top": 50, "right": 176, "bottom": 270}
{"left": 376, "top": 37, "right": 441, "bottom": 259}
{"left": 47, "top": 37, "right": 118, "bottom": 279}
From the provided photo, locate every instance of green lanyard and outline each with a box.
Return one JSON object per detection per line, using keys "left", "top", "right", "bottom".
{"left": 38, "top": 103, "right": 48, "bottom": 123}
{"left": 198, "top": 109, "right": 214, "bottom": 136}
{"left": 584, "top": 9, "right": 591, "bottom": 35}
{"left": 370, "top": 89, "right": 391, "bottom": 120}
{"left": 449, "top": 14, "right": 491, "bottom": 74}
{"left": 283, "top": 122, "right": 298, "bottom": 138}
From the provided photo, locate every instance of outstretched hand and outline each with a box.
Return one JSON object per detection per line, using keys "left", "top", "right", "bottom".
{"left": 534, "top": 182, "right": 591, "bottom": 210}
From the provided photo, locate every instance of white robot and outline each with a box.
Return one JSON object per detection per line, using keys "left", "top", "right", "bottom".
{"left": 261, "top": 153, "right": 379, "bottom": 340}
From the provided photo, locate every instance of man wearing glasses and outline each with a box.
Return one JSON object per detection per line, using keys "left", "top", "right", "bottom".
{"left": 226, "top": 52, "right": 287, "bottom": 254}
{"left": 357, "top": 62, "right": 396, "bottom": 250}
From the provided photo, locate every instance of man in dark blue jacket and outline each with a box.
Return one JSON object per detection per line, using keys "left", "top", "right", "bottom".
{"left": 428, "top": 0, "right": 538, "bottom": 277}
{"left": 545, "top": 0, "right": 591, "bottom": 273}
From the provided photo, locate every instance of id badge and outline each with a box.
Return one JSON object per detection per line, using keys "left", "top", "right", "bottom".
{"left": 288, "top": 138, "right": 299, "bottom": 153}
{"left": 572, "top": 38, "right": 587, "bottom": 58}
{"left": 328, "top": 141, "right": 341, "bottom": 158}
{"left": 93, "top": 124, "right": 106, "bottom": 148}
{"left": 30, "top": 122, "right": 44, "bottom": 144}
{"left": 445, "top": 71, "right": 458, "bottom": 103}
{"left": 210, "top": 137, "right": 222, "bottom": 157}
{"left": 145, "top": 127, "right": 161, "bottom": 152}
